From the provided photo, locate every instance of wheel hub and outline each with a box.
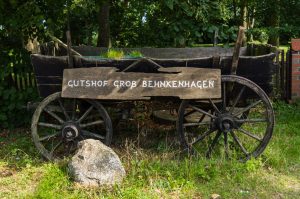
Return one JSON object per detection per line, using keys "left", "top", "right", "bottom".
{"left": 215, "top": 114, "right": 236, "bottom": 132}
{"left": 62, "top": 123, "right": 80, "bottom": 141}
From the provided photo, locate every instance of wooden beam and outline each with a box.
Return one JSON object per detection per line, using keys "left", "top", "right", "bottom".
{"left": 49, "top": 35, "right": 82, "bottom": 56}
{"left": 231, "top": 26, "right": 245, "bottom": 75}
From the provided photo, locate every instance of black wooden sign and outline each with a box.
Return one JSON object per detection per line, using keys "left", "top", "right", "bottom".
{"left": 62, "top": 67, "right": 221, "bottom": 100}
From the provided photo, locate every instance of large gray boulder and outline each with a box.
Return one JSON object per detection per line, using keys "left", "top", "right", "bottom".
{"left": 68, "top": 139, "right": 126, "bottom": 186}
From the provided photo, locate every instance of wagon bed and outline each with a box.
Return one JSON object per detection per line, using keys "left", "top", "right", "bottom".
{"left": 30, "top": 45, "right": 276, "bottom": 161}
{"left": 32, "top": 46, "right": 276, "bottom": 97}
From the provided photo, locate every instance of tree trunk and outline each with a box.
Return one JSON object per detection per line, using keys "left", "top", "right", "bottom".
{"left": 239, "top": 0, "right": 247, "bottom": 26}
{"left": 233, "top": 0, "right": 237, "bottom": 19}
{"left": 239, "top": 0, "right": 248, "bottom": 45}
{"left": 266, "top": 0, "right": 280, "bottom": 46}
{"left": 97, "top": 1, "right": 111, "bottom": 47}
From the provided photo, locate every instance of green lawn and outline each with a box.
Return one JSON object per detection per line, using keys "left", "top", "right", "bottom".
{"left": 0, "top": 101, "right": 300, "bottom": 198}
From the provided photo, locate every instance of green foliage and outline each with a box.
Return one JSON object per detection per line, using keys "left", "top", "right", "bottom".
{"left": 110, "top": 0, "right": 236, "bottom": 47}
{"left": 104, "top": 49, "right": 125, "bottom": 59}
{"left": 128, "top": 50, "right": 143, "bottom": 58}
{"left": 100, "top": 49, "right": 143, "bottom": 59}
{"left": 33, "top": 164, "right": 72, "bottom": 198}
{"left": 0, "top": 48, "right": 38, "bottom": 129}
{"left": 247, "top": 28, "right": 269, "bottom": 44}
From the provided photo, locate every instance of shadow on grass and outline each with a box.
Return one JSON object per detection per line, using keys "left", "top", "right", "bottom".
{"left": 0, "top": 128, "right": 44, "bottom": 169}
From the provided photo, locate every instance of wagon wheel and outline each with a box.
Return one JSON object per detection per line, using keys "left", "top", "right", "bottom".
{"left": 31, "top": 92, "right": 112, "bottom": 161}
{"left": 177, "top": 75, "right": 274, "bottom": 161}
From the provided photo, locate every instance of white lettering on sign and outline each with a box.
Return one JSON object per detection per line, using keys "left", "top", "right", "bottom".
{"left": 141, "top": 80, "right": 214, "bottom": 88}
{"left": 113, "top": 80, "right": 137, "bottom": 89}
{"left": 67, "top": 80, "right": 108, "bottom": 88}
{"left": 66, "top": 79, "right": 215, "bottom": 89}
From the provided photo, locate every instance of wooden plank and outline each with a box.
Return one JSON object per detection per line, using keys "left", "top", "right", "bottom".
{"left": 231, "top": 26, "right": 245, "bottom": 75}
{"left": 66, "top": 31, "right": 74, "bottom": 68}
{"left": 62, "top": 67, "right": 221, "bottom": 100}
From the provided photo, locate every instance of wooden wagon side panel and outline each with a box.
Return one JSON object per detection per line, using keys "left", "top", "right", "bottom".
{"left": 219, "top": 53, "right": 277, "bottom": 96}
{"left": 31, "top": 47, "right": 276, "bottom": 98}
{"left": 31, "top": 54, "right": 68, "bottom": 97}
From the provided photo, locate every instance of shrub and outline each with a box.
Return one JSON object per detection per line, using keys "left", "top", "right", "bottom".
{"left": 0, "top": 48, "right": 38, "bottom": 129}
{"left": 247, "top": 28, "right": 269, "bottom": 44}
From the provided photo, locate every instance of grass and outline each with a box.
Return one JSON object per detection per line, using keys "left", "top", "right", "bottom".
{"left": 0, "top": 101, "right": 300, "bottom": 198}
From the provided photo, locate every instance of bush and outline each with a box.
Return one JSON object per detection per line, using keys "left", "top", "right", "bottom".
{"left": 0, "top": 48, "right": 38, "bottom": 129}
{"left": 248, "top": 26, "right": 300, "bottom": 45}
{"left": 247, "top": 28, "right": 269, "bottom": 44}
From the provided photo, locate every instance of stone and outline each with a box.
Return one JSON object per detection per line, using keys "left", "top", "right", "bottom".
{"left": 68, "top": 139, "right": 126, "bottom": 186}
{"left": 211, "top": 193, "right": 221, "bottom": 199}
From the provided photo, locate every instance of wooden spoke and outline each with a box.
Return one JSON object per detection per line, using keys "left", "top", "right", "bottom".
{"left": 224, "top": 132, "right": 229, "bottom": 158}
{"left": 198, "top": 113, "right": 206, "bottom": 123}
{"left": 44, "top": 108, "right": 64, "bottom": 124}
{"left": 49, "top": 140, "right": 63, "bottom": 156}
{"left": 229, "top": 85, "right": 246, "bottom": 113}
{"left": 237, "top": 128, "right": 263, "bottom": 141}
{"left": 205, "top": 131, "right": 222, "bottom": 158}
{"left": 236, "top": 118, "right": 267, "bottom": 123}
{"left": 184, "top": 110, "right": 197, "bottom": 117}
{"left": 234, "top": 100, "right": 262, "bottom": 116}
{"left": 190, "top": 105, "right": 216, "bottom": 119}
{"left": 58, "top": 98, "right": 70, "bottom": 121}
{"left": 77, "top": 106, "right": 94, "bottom": 123}
{"left": 209, "top": 98, "right": 220, "bottom": 114}
{"left": 39, "top": 132, "right": 61, "bottom": 141}
{"left": 38, "top": 122, "right": 61, "bottom": 130}
{"left": 71, "top": 99, "right": 77, "bottom": 120}
{"left": 183, "top": 121, "right": 211, "bottom": 127}
{"left": 230, "top": 131, "right": 248, "bottom": 155}
{"left": 80, "top": 120, "right": 104, "bottom": 128}
{"left": 222, "top": 82, "right": 226, "bottom": 111}
{"left": 82, "top": 130, "right": 105, "bottom": 140}
{"left": 65, "top": 141, "right": 76, "bottom": 155}
{"left": 191, "top": 128, "right": 216, "bottom": 145}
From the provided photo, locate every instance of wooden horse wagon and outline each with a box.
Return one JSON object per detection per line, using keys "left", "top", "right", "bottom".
{"left": 30, "top": 31, "right": 276, "bottom": 161}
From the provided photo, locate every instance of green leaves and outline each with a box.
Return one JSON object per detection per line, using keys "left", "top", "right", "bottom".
{"left": 165, "top": 0, "right": 175, "bottom": 10}
{"left": 0, "top": 48, "right": 38, "bottom": 129}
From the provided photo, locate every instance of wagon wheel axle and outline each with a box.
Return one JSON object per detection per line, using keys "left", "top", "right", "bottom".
{"left": 61, "top": 123, "right": 80, "bottom": 141}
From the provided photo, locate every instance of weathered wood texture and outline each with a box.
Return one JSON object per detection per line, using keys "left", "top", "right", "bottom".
{"left": 231, "top": 27, "right": 245, "bottom": 75}
{"left": 62, "top": 67, "right": 221, "bottom": 100}
{"left": 31, "top": 55, "right": 67, "bottom": 97}
{"left": 73, "top": 46, "right": 247, "bottom": 58}
{"left": 31, "top": 45, "right": 278, "bottom": 98}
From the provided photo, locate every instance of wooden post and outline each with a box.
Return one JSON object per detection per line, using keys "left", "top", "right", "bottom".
{"left": 66, "top": 31, "right": 74, "bottom": 68}
{"left": 231, "top": 26, "right": 245, "bottom": 75}
{"left": 280, "top": 50, "right": 285, "bottom": 100}
{"left": 286, "top": 50, "right": 291, "bottom": 102}
{"left": 213, "top": 30, "right": 218, "bottom": 47}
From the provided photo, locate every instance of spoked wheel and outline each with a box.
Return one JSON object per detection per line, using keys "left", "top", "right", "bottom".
{"left": 177, "top": 75, "right": 274, "bottom": 161}
{"left": 31, "top": 92, "right": 112, "bottom": 161}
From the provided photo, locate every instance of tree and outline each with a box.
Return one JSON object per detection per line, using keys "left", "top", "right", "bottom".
{"left": 97, "top": 0, "right": 111, "bottom": 47}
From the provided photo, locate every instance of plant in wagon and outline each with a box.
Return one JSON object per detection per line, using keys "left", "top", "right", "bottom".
{"left": 104, "top": 49, "right": 125, "bottom": 59}
{"left": 128, "top": 50, "right": 143, "bottom": 58}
